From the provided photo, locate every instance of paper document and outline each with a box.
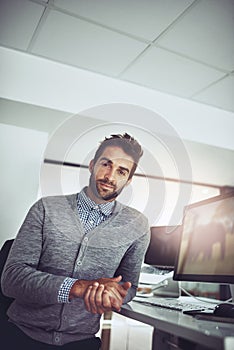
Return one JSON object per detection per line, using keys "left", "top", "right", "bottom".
{"left": 139, "top": 271, "right": 173, "bottom": 285}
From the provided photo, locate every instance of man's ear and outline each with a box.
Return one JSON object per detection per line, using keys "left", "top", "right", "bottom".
{"left": 89, "top": 159, "right": 94, "bottom": 173}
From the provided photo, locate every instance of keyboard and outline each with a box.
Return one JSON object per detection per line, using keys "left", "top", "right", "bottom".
{"left": 134, "top": 296, "right": 216, "bottom": 313}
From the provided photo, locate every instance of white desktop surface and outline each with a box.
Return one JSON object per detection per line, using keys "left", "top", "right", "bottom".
{"left": 120, "top": 297, "right": 234, "bottom": 350}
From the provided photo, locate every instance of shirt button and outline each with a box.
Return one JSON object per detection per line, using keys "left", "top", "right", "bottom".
{"left": 84, "top": 237, "right": 88, "bottom": 242}
{"left": 76, "top": 261, "right": 82, "bottom": 266}
{"left": 54, "top": 335, "right": 60, "bottom": 343}
{"left": 90, "top": 220, "right": 94, "bottom": 224}
{"left": 94, "top": 206, "right": 98, "bottom": 209}
{"left": 63, "top": 315, "right": 67, "bottom": 321}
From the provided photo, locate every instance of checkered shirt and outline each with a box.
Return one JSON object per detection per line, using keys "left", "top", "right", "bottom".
{"left": 58, "top": 188, "right": 114, "bottom": 303}
{"left": 77, "top": 187, "right": 114, "bottom": 233}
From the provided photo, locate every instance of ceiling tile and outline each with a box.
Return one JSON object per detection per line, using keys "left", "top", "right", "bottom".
{"left": 193, "top": 75, "right": 234, "bottom": 112}
{"left": 31, "top": 9, "right": 147, "bottom": 76}
{"left": 121, "top": 47, "right": 225, "bottom": 97}
{"left": 54, "top": 0, "right": 194, "bottom": 41}
{"left": 0, "top": 0, "right": 45, "bottom": 50}
{"left": 157, "top": 0, "right": 234, "bottom": 71}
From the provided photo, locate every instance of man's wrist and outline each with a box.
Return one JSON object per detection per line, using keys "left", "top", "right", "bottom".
{"left": 69, "top": 279, "right": 91, "bottom": 300}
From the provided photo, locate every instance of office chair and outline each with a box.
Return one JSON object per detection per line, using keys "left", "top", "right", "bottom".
{"left": 0, "top": 239, "right": 14, "bottom": 322}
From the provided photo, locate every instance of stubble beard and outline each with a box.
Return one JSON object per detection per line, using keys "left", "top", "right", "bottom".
{"left": 89, "top": 173, "right": 122, "bottom": 201}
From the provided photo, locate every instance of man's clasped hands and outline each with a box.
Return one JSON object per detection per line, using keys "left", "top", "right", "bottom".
{"left": 69, "top": 275, "right": 131, "bottom": 314}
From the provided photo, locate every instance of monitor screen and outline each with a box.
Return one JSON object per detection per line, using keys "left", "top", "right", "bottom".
{"left": 173, "top": 191, "right": 234, "bottom": 284}
{"left": 144, "top": 225, "right": 182, "bottom": 269}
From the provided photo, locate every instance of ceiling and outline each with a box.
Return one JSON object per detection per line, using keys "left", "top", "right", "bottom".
{"left": 0, "top": 0, "right": 233, "bottom": 113}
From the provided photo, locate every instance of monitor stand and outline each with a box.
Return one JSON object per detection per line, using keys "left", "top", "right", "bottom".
{"left": 153, "top": 278, "right": 180, "bottom": 298}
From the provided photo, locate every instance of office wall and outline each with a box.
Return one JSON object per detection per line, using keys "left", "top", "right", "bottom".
{"left": 0, "top": 46, "right": 233, "bottom": 245}
{"left": 0, "top": 100, "right": 225, "bottom": 247}
{"left": 0, "top": 123, "right": 48, "bottom": 247}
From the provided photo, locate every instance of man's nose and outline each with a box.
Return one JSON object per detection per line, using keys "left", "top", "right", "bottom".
{"left": 104, "top": 168, "right": 115, "bottom": 181}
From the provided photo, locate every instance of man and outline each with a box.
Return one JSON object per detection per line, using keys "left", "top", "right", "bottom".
{"left": 1, "top": 133, "right": 150, "bottom": 349}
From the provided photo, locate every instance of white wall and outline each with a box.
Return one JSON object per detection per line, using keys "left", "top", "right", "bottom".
{"left": 0, "top": 123, "right": 48, "bottom": 247}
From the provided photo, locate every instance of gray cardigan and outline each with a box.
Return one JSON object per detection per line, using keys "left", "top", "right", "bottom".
{"left": 1, "top": 193, "right": 150, "bottom": 345}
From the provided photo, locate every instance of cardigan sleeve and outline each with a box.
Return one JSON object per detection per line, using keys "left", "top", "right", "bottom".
{"left": 1, "top": 199, "right": 68, "bottom": 305}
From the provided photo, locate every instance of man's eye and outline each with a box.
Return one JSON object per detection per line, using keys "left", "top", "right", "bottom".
{"left": 118, "top": 169, "right": 127, "bottom": 176}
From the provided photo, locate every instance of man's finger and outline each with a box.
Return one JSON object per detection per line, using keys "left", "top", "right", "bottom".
{"left": 89, "top": 282, "right": 99, "bottom": 314}
{"left": 95, "top": 284, "right": 105, "bottom": 314}
{"left": 102, "top": 290, "right": 112, "bottom": 310}
{"left": 84, "top": 286, "right": 92, "bottom": 312}
{"left": 112, "top": 275, "right": 122, "bottom": 283}
{"left": 122, "top": 281, "right": 132, "bottom": 290}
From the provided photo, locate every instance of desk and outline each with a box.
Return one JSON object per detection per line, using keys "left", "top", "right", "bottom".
{"left": 119, "top": 299, "right": 234, "bottom": 350}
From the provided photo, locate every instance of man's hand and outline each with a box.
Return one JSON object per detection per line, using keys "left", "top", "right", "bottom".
{"left": 69, "top": 275, "right": 131, "bottom": 314}
{"left": 84, "top": 282, "right": 112, "bottom": 314}
{"left": 84, "top": 276, "right": 131, "bottom": 314}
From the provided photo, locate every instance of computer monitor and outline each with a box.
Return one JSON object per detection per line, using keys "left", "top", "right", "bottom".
{"left": 173, "top": 191, "right": 234, "bottom": 284}
{"left": 144, "top": 225, "right": 182, "bottom": 270}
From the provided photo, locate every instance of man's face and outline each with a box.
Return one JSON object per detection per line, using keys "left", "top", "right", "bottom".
{"left": 88, "top": 146, "right": 134, "bottom": 202}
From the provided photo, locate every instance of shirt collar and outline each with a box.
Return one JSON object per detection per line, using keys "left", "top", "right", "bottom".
{"left": 77, "top": 187, "right": 115, "bottom": 216}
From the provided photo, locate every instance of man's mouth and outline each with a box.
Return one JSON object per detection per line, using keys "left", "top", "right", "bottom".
{"left": 98, "top": 181, "right": 115, "bottom": 190}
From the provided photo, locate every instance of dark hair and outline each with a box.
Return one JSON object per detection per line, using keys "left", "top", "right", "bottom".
{"left": 93, "top": 133, "right": 143, "bottom": 179}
